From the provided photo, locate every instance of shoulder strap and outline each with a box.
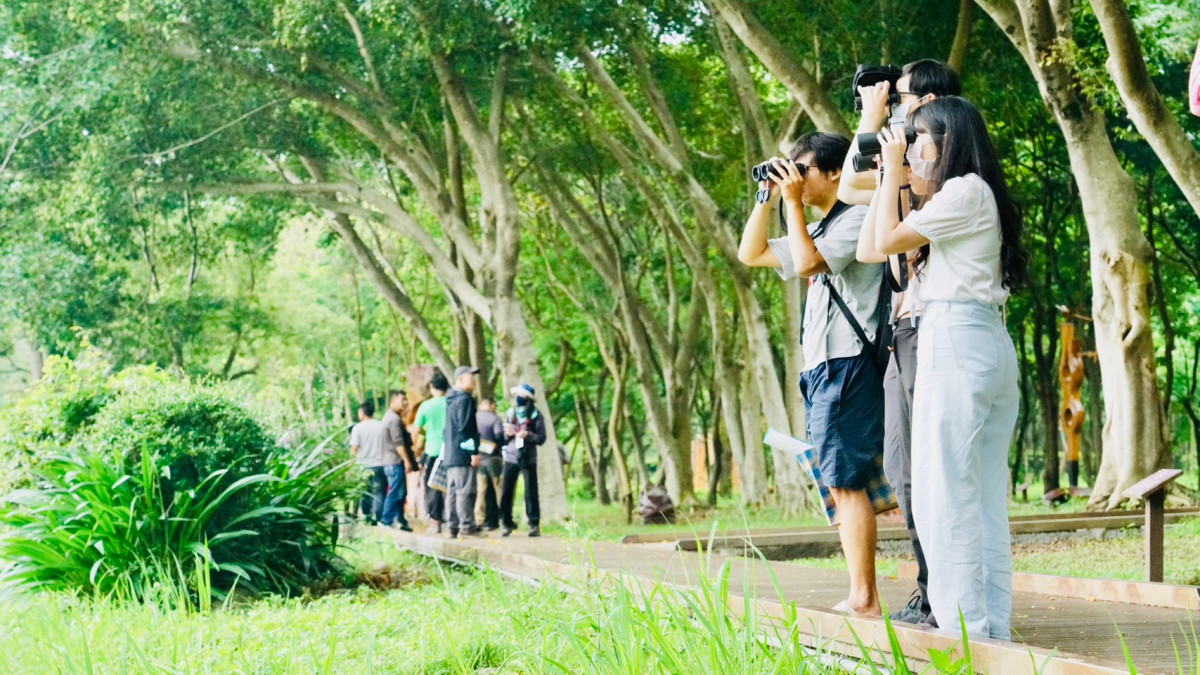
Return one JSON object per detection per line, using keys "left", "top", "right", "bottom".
{"left": 885, "top": 253, "right": 909, "bottom": 294}
{"left": 823, "top": 269, "right": 892, "bottom": 350}
{"left": 824, "top": 277, "right": 875, "bottom": 351}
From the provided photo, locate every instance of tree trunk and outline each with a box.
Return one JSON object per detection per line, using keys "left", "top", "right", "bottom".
{"left": 947, "top": 0, "right": 975, "bottom": 74}
{"left": 975, "top": 0, "right": 1169, "bottom": 510}
{"left": 735, "top": 282, "right": 810, "bottom": 512}
{"left": 1066, "top": 123, "right": 1167, "bottom": 508}
{"left": 576, "top": 398, "right": 610, "bottom": 504}
{"left": 735, "top": 346, "right": 770, "bottom": 506}
{"left": 607, "top": 353, "right": 634, "bottom": 522}
{"left": 626, "top": 400, "right": 651, "bottom": 489}
{"left": 1082, "top": 345, "right": 1103, "bottom": 484}
{"left": 1031, "top": 311, "right": 1061, "bottom": 492}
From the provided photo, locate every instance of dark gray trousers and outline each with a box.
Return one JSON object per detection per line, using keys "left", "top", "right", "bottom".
{"left": 445, "top": 465, "right": 477, "bottom": 531}
{"left": 883, "top": 322, "right": 930, "bottom": 613}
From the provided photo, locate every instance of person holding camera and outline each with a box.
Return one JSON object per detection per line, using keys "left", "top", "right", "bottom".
{"left": 738, "top": 132, "right": 887, "bottom": 618}
{"left": 844, "top": 59, "right": 961, "bottom": 627}
{"left": 870, "top": 96, "right": 1028, "bottom": 641}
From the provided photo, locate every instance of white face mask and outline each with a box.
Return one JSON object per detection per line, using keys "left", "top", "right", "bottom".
{"left": 906, "top": 137, "right": 937, "bottom": 180}
{"left": 888, "top": 102, "right": 912, "bottom": 127}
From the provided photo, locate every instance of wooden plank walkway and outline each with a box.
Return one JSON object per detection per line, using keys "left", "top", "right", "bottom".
{"left": 384, "top": 527, "right": 1199, "bottom": 674}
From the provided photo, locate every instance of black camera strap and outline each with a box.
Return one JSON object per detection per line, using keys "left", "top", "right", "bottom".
{"left": 883, "top": 191, "right": 910, "bottom": 293}
{"left": 823, "top": 270, "right": 893, "bottom": 375}
{"left": 885, "top": 252, "right": 908, "bottom": 293}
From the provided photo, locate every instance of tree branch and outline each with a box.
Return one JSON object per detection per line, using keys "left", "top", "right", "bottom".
{"left": 339, "top": 1, "right": 382, "bottom": 94}
{"left": 1089, "top": 0, "right": 1200, "bottom": 219}
{"left": 705, "top": 0, "right": 850, "bottom": 136}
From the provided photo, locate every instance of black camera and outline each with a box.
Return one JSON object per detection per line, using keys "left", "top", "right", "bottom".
{"left": 852, "top": 65, "right": 902, "bottom": 111}
{"left": 751, "top": 159, "right": 806, "bottom": 183}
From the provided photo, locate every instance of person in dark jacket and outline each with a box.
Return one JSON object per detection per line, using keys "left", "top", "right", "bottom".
{"left": 500, "top": 383, "right": 546, "bottom": 537}
{"left": 475, "top": 397, "right": 505, "bottom": 530}
{"left": 443, "top": 365, "right": 481, "bottom": 538}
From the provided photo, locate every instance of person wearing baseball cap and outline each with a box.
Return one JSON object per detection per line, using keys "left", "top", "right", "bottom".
{"left": 442, "top": 365, "right": 482, "bottom": 538}
{"left": 500, "top": 383, "right": 546, "bottom": 537}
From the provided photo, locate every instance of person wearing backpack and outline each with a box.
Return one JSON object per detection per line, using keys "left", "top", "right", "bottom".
{"left": 738, "top": 132, "right": 888, "bottom": 618}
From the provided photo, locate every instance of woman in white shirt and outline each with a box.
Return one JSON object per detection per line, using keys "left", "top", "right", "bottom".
{"left": 871, "top": 96, "right": 1030, "bottom": 641}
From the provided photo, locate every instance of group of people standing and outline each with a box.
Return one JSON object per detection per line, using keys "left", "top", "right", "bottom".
{"left": 348, "top": 366, "right": 546, "bottom": 539}
{"left": 739, "top": 59, "right": 1027, "bottom": 641}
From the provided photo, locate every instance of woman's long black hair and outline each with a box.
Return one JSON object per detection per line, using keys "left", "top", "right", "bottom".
{"left": 908, "top": 96, "right": 1030, "bottom": 291}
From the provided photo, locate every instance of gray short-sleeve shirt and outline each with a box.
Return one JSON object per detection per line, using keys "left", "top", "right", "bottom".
{"left": 768, "top": 204, "right": 884, "bottom": 372}
{"left": 350, "top": 418, "right": 399, "bottom": 468}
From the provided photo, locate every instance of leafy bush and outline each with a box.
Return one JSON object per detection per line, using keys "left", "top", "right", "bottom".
{"left": 0, "top": 350, "right": 115, "bottom": 491}
{"left": 0, "top": 356, "right": 353, "bottom": 601}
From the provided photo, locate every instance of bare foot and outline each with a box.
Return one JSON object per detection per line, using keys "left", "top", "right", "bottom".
{"left": 835, "top": 597, "right": 882, "bottom": 618}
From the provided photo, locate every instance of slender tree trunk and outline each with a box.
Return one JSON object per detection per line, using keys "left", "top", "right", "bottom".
{"left": 1013, "top": 322, "right": 1032, "bottom": 490}
{"left": 736, "top": 348, "right": 770, "bottom": 506}
{"left": 1031, "top": 311, "right": 1061, "bottom": 492}
{"left": 607, "top": 353, "right": 634, "bottom": 522}
{"left": 947, "top": 0, "right": 975, "bottom": 74}
{"left": 735, "top": 283, "right": 810, "bottom": 512}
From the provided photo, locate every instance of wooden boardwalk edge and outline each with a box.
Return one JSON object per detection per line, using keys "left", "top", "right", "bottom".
{"left": 621, "top": 507, "right": 1200, "bottom": 545}
{"left": 384, "top": 529, "right": 1130, "bottom": 674}
{"left": 896, "top": 562, "right": 1200, "bottom": 611}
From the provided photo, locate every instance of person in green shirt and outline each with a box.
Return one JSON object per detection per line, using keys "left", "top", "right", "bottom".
{"left": 412, "top": 372, "right": 449, "bottom": 531}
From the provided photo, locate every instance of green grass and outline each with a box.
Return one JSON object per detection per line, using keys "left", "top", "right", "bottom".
{"left": 0, "top": 532, "right": 864, "bottom": 674}
{"left": 540, "top": 493, "right": 829, "bottom": 541}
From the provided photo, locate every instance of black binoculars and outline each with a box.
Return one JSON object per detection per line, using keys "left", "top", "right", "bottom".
{"left": 750, "top": 159, "right": 806, "bottom": 183}
{"left": 851, "top": 127, "right": 917, "bottom": 172}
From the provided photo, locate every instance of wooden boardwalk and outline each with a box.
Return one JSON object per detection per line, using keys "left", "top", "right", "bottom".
{"left": 385, "top": 527, "right": 1198, "bottom": 674}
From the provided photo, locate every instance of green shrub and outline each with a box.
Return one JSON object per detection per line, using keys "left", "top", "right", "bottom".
{"left": 0, "top": 356, "right": 353, "bottom": 602}
{"left": 0, "top": 430, "right": 351, "bottom": 601}
{"left": 0, "top": 350, "right": 112, "bottom": 491}
{"left": 81, "top": 381, "right": 274, "bottom": 507}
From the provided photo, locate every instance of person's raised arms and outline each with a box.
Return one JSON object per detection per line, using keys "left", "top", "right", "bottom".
{"left": 875, "top": 127, "right": 930, "bottom": 255}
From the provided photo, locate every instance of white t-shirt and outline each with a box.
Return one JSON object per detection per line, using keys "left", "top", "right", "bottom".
{"left": 905, "top": 174, "right": 1009, "bottom": 306}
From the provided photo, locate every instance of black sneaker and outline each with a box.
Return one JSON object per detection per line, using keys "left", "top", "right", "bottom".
{"left": 889, "top": 590, "right": 930, "bottom": 625}
{"left": 528, "top": 526, "right": 540, "bottom": 538}
{"left": 448, "top": 528, "right": 459, "bottom": 539}
{"left": 394, "top": 522, "right": 412, "bottom": 533}
{"left": 460, "top": 526, "right": 481, "bottom": 537}
{"left": 501, "top": 527, "right": 513, "bottom": 537}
